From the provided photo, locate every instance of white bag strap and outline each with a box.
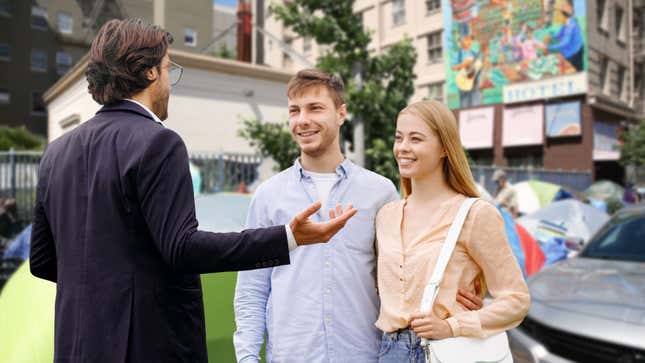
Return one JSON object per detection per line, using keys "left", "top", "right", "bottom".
{"left": 420, "top": 197, "right": 478, "bottom": 312}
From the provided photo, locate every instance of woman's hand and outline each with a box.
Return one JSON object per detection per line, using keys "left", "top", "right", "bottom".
{"left": 409, "top": 311, "right": 453, "bottom": 340}
{"left": 457, "top": 279, "right": 484, "bottom": 311}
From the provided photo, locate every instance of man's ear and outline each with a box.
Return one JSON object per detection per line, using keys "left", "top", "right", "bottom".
{"left": 338, "top": 103, "right": 347, "bottom": 125}
{"left": 145, "top": 66, "right": 159, "bottom": 82}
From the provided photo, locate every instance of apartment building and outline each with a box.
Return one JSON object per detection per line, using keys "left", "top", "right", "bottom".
{"left": 259, "top": 0, "right": 643, "bottom": 183}
{"left": 0, "top": 0, "right": 212, "bottom": 137}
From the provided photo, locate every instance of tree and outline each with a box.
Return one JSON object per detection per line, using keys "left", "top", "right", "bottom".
{"left": 0, "top": 126, "right": 45, "bottom": 151}
{"left": 241, "top": 0, "right": 417, "bottom": 184}
{"left": 620, "top": 119, "right": 645, "bottom": 167}
{"left": 238, "top": 119, "right": 300, "bottom": 171}
{"left": 213, "top": 43, "right": 236, "bottom": 60}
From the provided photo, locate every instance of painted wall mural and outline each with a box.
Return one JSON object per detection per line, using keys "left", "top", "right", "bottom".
{"left": 443, "top": 0, "right": 588, "bottom": 109}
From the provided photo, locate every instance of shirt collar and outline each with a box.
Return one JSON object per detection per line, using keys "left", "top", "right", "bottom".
{"left": 124, "top": 99, "right": 163, "bottom": 124}
{"left": 294, "top": 158, "right": 353, "bottom": 180}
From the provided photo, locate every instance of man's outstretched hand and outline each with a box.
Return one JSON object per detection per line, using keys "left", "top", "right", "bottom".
{"left": 289, "top": 202, "right": 357, "bottom": 246}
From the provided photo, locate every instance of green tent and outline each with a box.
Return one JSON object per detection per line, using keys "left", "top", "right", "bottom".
{"left": 0, "top": 193, "right": 253, "bottom": 363}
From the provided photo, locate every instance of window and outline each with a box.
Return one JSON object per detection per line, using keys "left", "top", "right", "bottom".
{"left": 425, "top": 0, "right": 440, "bottom": 14}
{"left": 0, "top": 0, "right": 10, "bottom": 16}
{"left": 184, "top": 28, "right": 197, "bottom": 47}
{"left": 31, "top": 92, "right": 46, "bottom": 114}
{"left": 615, "top": 6, "right": 626, "bottom": 43}
{"left": 0, "top": 88, "right": 9, "bottom": 104}
{"left": 31, "top": 49, "right": 47, "bottom": 72}
{"left": 599, "top": 57, "right": 609, "bottom": 94}
{"left": 57, "top": 12, "right": 73, "bottom": 34}
{"left": 392, "top": 0, "right": 406, "bottom": 27}
{"left": 597, "top": 0, "right": 609, "bottom": 32}
{"left": 0, "top": 43, "right": 8, "bottom": 61}
{"left": 31, "top": 6, "right": 48, "bottom": 30}
{"left": 426, "top": 31, "right": 442, "bottom": 63}
{"left": 56, "top": 52, "right": 72, "bottom": 75}
{"left": 617, "top": 65, "right": 626, "bottom": 100}
{"left": 427, "top": 82, "right": 443, "bottom": 102}
{"left": 303, "top": 37, "right": 311, "bottom": 54}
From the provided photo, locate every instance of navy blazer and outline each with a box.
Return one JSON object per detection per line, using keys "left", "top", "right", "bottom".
{"left": 30, "top": 101, "right": 290, "bottom": 362}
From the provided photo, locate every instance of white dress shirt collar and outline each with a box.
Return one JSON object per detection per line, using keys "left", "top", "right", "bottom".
{"left": 124, "top": 99, "right": 162, "bottom": 124}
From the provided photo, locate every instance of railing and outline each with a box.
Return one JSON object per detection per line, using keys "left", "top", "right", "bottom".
{"left": 0, "top": 150, "right": 41, "bottom": 229}
{"left": 189, "top": 153, "right": 262, "bottom": 193}
{"left": 0, "top": 150, "right": 262, "bottom": 229}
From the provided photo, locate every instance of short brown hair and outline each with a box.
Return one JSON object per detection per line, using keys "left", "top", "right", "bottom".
{"left": 86, "top": 18, "right": 173, "bottom": 105}
{"left": 287, "top": 69, "right": 345, "bottom": 108}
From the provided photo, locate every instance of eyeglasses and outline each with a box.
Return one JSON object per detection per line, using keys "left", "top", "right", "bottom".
{"left": 169, "top": 60, "right": 183, "bottom": 86}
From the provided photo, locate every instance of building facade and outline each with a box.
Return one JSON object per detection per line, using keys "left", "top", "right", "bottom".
{"left": 44, "top": 49, "right": 293, "bottom": 154}
{"left": 259, "top": 0, "right": 644, "bottom": 183}
{"left": 0, "top": 0, "right": 212, "bottom": 138}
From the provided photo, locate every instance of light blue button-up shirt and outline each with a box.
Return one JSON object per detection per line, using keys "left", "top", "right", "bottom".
{"left": 234, "top": 159, "right": 399, "bottom": 363}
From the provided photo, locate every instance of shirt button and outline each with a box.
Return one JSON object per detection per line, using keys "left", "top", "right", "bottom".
{"left": 326, "top": 288, "right": 331, "bottom": 294}
{"left": 399, "top": 265, "right": 403, "bottom": 269}
{"left": 325, "top": 261, "right": 330, "bottom": 267}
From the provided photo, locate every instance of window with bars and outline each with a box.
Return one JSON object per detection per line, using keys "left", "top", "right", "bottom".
{"left": 427, "top": 82, "right": 444, "bottom": 101}
{"left": 57, "top": 12, "right": 73, "bottom": 34}
{"left": 392, "top": 0, "right": 406, "bottom": 27}
{"left": 31, "top": 49, "right": 47, "bottom": 72}
{"left": 56, "top": 52, "right": 72, "bottom": 75}
{"left": 0, "top": 0, "right": 10, "bottom": 16}
{"left": 597, "top": 0, "right": 609, "bottom": 32}
{"left": 184, "top": 28, "right": 197, "bottom": 47}
{"left": 32, "top": 92, "right": 46, "bottom": 114}
{"left": 599, "top": 57, "right": 609, "bottom": 94}
{"left": 426, "top": 31, "right": 442, "bottom": 64}
{"left": 615, "top": 6, "right": 626, "bottom": 43}
{"left": 0, "top": 43, "right": 9, "bottom": 61}
{"left": 31, "top": 6, "right": 48, "bottom": 30}
{"left": 425, "top": 0, "right": 440, "bottom": 14}
{"left": 617, "top": 65, "right": 626, "bottom": 101}
{"left": 0, "top": 88, "right": 9, "bottom": 104}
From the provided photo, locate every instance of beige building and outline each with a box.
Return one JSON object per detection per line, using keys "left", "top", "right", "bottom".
{"left": 44, "top": 49, "right": 293, "bottom": 154}
{"left": 260, "top": 0, "right": 445, "bottom": 102}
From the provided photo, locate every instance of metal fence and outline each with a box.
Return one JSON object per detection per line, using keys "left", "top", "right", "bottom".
{"left": 189, "top": 153, "right": 262, "bottom": 193}
{"left": 471, "top": 165, "right": 593, "bottom": 195}
{"left": 0, "top": 150, "right": 41, "bottom": 227}
{"left": 0, "top": 150, "right": 262, "bottom": 227}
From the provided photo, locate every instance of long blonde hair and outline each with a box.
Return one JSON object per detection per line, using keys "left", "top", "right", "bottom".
{"left": 398, "top": 100, "right": 479, "bottom": 199}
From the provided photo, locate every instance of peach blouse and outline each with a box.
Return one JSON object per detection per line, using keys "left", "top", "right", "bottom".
{"left": 375, "top": 194, "right": 530, "bottom": 338}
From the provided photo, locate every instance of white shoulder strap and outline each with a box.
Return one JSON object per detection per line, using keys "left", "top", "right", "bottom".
{"left": 420, "top": 197, "right": 479, "bottom": 312}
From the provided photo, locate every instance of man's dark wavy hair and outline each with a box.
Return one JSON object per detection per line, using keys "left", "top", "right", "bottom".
{"left": 86, "top": 18, "right": 173, "bottom": 105}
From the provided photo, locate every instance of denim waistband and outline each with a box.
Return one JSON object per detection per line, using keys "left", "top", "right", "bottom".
{"left": 383, "top": 327, "right": 422, "bottom": 344}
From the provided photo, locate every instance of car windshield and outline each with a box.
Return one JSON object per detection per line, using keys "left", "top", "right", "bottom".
{"left": 580, "top": 214, "right": 645, "bottom": 263}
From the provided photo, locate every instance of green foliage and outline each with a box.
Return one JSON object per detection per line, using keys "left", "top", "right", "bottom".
{"left": 240, "top": 0, "right": 416, "bottom": 183}
{"left": 620, "top": 119, "right": 645, "bottom": 167}
{"left": 0, "top": 126, "right": 45, "bottom": 151}
{"left": 213, "top": 43, "right": 236, "bottom": 60}
{"left": 238, "top": 119, "right": 299, "bottom": 171}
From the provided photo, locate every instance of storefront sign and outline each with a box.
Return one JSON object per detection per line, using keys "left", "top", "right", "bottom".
{"left": 459, "top": 107, "right": 494, "bottom": 149}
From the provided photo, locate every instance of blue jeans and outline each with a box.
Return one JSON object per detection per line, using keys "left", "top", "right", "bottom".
{"left": 378, "top": 328, "right": 426, "bottom": 363}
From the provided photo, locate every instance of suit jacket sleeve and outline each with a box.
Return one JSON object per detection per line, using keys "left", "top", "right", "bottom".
{"left": 136, "top": 128, "right": 290, "bottom": 274}
{"left": 30, "top": 159, "right": 57, "bottom": 282}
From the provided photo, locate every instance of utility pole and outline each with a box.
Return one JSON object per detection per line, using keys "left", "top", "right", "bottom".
{"left": 352, "top": 61, "right": 365, "bottom": 167}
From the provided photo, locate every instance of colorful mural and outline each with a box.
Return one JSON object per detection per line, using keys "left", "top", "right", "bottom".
{"left": 443, "top": 0, "right": 588, "bottom": 109}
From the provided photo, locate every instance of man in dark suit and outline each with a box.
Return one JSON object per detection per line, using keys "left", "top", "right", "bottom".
{"left": 29, "top": 18, "right": 356, "bottom": 363}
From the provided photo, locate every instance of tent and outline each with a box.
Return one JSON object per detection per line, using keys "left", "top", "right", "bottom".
{"left": 0, "top": 193, "right": 253, "bottom": 363}
{"left": 513, "top": 180, "right": 576, "bottom": 215}
{"left": 516, "top": 199, "right": 610, "bottom": 243}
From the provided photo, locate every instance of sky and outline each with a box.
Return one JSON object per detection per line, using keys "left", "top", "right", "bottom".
{"left": 214, "top": 0, "right": 237, "bottom": 8}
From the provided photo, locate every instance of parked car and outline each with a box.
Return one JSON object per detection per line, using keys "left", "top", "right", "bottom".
{"left": 509, "top": 204, "right": 645, "bottom": 363}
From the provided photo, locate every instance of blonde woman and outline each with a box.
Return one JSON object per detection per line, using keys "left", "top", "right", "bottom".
{"left": 375, "top": 100, "right": 530, "bottom": 362}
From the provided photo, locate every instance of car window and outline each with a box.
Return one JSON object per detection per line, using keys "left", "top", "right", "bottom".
{"left": 581, "top": 215, "right": 645, "bottom": 262}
